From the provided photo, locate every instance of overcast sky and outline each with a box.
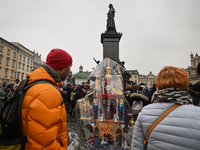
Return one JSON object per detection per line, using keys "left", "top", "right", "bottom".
{"left": 1, "top": 0, "right": 200, "bottom": 76}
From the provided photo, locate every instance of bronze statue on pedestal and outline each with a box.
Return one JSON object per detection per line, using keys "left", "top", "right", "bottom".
{"left": 106, "top": 4, "right": 116, "bottom": 32}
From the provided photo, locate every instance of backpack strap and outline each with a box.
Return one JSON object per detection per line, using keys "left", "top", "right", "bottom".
{"left": 143, "top": 104, "right": 180, "bottom": 149}
{"left": 17, "top": 80, "right": 62, "bottom": 132}
{"left": 24, "top": 80, "right": 59, "bottom": 91}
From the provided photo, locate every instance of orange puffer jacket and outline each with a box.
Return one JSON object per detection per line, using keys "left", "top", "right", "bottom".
{"left": 21, "top": 65, "right": 68, "bottom": 150}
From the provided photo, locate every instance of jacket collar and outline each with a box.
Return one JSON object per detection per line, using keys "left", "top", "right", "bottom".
{"left": 42, "top": 63, "right": 61, "bottom": 83}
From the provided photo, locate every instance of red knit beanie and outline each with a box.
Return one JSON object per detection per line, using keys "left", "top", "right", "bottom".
{"left": 46, "top": 49, "right": 72, "bottom": 70}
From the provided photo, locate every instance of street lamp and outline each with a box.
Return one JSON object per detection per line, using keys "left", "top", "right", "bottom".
{"left": 122, "top": 71, "right": 131, "bottom": 91}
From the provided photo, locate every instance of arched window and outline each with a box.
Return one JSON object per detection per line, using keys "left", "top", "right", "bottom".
{"left": 94, "top": 127, "right": 99, "bottom": 138}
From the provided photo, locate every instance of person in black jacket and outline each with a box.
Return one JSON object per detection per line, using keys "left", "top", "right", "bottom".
{"left": 148, "top": 83, "right": 156, "bottom": 104}
{"left": 197, "top": 62, "right": 200, "bottom": 75}
{"left": 66, "top": 83, "right": 73, "bottom": 104}
{"left": 70, "top": 82, "right": 82, "bottom": 117}
{"left": 188, "top": 81, "right": 200, "bottom": 106}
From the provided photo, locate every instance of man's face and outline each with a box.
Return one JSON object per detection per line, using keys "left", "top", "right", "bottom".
{"left": 60, "top": 64, "right": 72, "bottom": 81}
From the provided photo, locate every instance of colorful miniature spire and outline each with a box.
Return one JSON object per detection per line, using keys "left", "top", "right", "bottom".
{"left": 105, "top": 58, "right": 112, "bottom": 79}
{"left": 118, "top": 64, "right": 123, "bottom": 86}
{"left": 94, "top": 65, "right": 99, "bottom": 99}
{"left": 94, "top": 65, "right": 99, "bottom": 90}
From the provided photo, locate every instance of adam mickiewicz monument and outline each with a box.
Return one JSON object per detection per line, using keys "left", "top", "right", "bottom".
{"left": 106, "top": 4, "right": 116, "bottom": 32}
{"left": 101, "top": 4, "right": 123, "bottom": 66}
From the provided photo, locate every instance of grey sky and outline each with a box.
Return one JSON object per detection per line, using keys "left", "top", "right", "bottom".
{"left": 1, "top": 0, "right": 200, "bottom": 76}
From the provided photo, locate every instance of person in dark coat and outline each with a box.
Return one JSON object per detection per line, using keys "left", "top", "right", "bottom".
{"left": 132, "top": 84, "right": 140, "bottom": 93}
{"left": 188, "top": 81, "right": 200, "bottom": 106}
{"left": 66, "top": 83, "right": 73, "bottom": 104}
{"left": 70, "top": 82, "right": 82, "bottom": 116}
{"left": 0, "top": 83, "right": 13, "bottom": 108}
{"left": 80, "top": 84, "right": 89, "bottom": 98}
{"left": 59, "top": 84, "right": 68, "bottom": 103}
{"left": 188, "top": 82, "right": 193, "bottom": 90}
{"left": 197, "top": 62, "right": 200, "bottom": 75}
{"left": 144, "top": 87, "right": 150, "bottom": 97}
{"left": 148, "top": 83, "right": 157, "bottom": 104}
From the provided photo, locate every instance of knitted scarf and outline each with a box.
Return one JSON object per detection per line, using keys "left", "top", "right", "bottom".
{"left": 152, "top": 87, "right": 193, "bottom": 105}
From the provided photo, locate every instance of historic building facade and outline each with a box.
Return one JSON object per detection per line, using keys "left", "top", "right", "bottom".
{"left": 12, "top": 42, "right": 34, "bottom": 81}
{"left": 184, "top": 52, "right": 200, "bottom": 84}
{"left": 126, "top": 70, "right": 139, "bottom": 85}
{"left": 0, "top": 37, "right": 19, "bottom": 86}
{"left": 139, "top": 71, "right": 156, "bottom": 89}
{"left": 32, "top": 50, "right": 41, "bottom": 71}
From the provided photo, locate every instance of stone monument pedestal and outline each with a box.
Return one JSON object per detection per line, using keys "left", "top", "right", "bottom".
{"left": 101, "top": 31, "right": 122, "bottom": 63}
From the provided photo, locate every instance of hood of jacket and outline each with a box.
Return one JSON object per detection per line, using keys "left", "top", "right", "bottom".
{"left": 130, "top": 92, "right": 148, "bottom": 101}
{"left": 26, "top": 63, "right": 62, "bottom": 88}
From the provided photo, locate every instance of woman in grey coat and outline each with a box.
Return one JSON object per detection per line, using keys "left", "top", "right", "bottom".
{"left": 131, "top": 66, "right": 200, "bottom": 150}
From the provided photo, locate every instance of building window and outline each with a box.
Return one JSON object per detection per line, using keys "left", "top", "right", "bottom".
{"left": 12, "top": 60, "right": 15, "bottom": 68}
{"left": 0, "top": 55, "right": 3, "bottom": 64}
{"left": 17, "top": 73, "right": 19, "bottom": 79}
{"left": 7, "top": 49, "right": 10, "bottom": 55}
{"left": 27, "top": 65, "right": 29, "bottom": 71}
{"left": 19, "top": 55, "right": 22, "bottom": 61}
{"left": 23, "top": 56, "right": 25, "bottom": 62}
{"left": 31, "top": 60, "right": 32, "bottom": 65}
{"left": 135, "top": 80, "right": 137, "bottom": 84}
{"left": 22, "top": 64, "right": 25, "bottom": 70}
{"left": 11, "top": 70, "right": 14, "bottom": 78}
{"left": 21, "top": 73, "right": 24, "bottom": 81}
{"left": 28, "top": 59, "right": 29, "bottom": 64}
{"left": 0, "top": 46, "right": 3, "bottom": 53}
{"left": 135, "top": 76, "right": 137, "bottom": 78}
{"left": 4, "top": 68, "right": 8, "bottom": 77}
{"left": 13, "top": 52, "right": 16, "bottom": 58}
{"left": 18, "top": 62, "right": 21, "bottom": 69}
{"left": 30, "top": 66, "right": 32, "bottom": 72}
{"left": 6, "top": 58, "right": 10, "bottom": 66}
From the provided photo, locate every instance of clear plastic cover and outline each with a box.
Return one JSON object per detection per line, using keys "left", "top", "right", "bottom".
{"left": 68, "top": 58, "right": 134, "bottom": 150}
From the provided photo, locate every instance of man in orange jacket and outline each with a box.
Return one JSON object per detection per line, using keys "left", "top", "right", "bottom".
{"left": 21, "top": 48, "right": 72, "bottom": 149}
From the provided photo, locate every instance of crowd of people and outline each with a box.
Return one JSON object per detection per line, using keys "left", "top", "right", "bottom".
{"left": 59, "top": 81, "right": 90, "bottom": 116}
{"left": 125, "top": 74, "right": 200, "bottom": 121}
{"left": 0, "top": 48, "right": 199, "bottom": 150}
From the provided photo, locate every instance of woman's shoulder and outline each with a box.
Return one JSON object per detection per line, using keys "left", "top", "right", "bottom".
{"left": 143, "top": 103, "right": 199, "bottom": 110}
{"left": 141, "top": 103, "right": 200, "bottom": 117}
{"left": 142, "top": 103, "right": 173, "bottom": 110}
